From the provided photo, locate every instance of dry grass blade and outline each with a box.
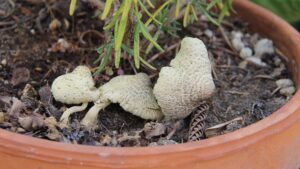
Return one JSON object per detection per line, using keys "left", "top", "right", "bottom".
{"left": 188, "top": 102, "right": 210, "bottom": 142}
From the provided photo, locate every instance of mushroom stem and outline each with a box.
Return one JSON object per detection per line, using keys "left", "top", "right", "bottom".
{"left": 80, "top": 101, "right": 110, "bottom": 127}
{"left": 60, "top": 103, "right": 88, "bottom": 125}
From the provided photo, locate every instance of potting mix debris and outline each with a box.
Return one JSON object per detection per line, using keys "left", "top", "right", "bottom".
{"left": 0, "top": 0, "right": 295, "bottom": 146}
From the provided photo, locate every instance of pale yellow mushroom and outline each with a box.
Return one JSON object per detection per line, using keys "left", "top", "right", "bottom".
{"left": 51, "top": 66, "right": 100, "bottom": 124}
{"left": 81, "top": 73, "right": 163, "bottom": 127}
{"left": 153, "top": 37, "right": 215, "bottom": 119}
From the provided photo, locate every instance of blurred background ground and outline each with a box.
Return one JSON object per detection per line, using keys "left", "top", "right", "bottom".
{"left": 252, "top": 0, "right": 300, "bottom": 31}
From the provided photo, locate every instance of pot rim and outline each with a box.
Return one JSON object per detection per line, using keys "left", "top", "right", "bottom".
{"left": 1, "top": 0, "right": 300, "bottom": 166}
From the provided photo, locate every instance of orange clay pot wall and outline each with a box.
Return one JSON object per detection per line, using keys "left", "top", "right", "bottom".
{"left": 0, "top": 0, "right": 300, "bottom": 169}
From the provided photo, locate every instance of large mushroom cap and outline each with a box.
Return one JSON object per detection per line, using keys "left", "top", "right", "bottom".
{"left": 153, "top": 37, "right": 215, "bottom": 119}
{"left": 51, "top": 66, "right": 100, "bottom": 104}
{"left": 100, "top": 73, "right": 163, "bottom": 120}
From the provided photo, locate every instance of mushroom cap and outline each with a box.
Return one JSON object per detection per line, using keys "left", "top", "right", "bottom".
{"left": 153, "top": 37, "right": 215, "bottom": 119}
{"left": 99, "top": 73, "right": 163, "bottom": 120}
{"left": 51, "top": 66, "right": 100, "bottom": 104}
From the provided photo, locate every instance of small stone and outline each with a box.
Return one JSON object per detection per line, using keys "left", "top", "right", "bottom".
{"left": 231, "top": 31, "right": 243, "bottom": 39}
{"left": 1, "top": 59, "right": 7, "bottom": 65}
{"left": 246, "top": 57, "right": 267, "bottom": 67}
{"left": 231, "top": 38, "right": 245, "bottom": 51}
{"left": 273, "top": 56, "right": 282, "bottom": 66}
{"left": 239, "top": 47, "right": 253, "bottom": 59}
{"left": 4, "top": 80, "right": 9, "bottom": 85}
{"left": 280, "top": 86, "right": 296, "bottom": 97}
{"left": 276, "top": 79, "right": 294, "bottom": 88}
{"left": 200, "top": 15, "right": 207, "bottom": 21}
{"left": 204, "top": 29, "right": 213, "bottom": 38}
{"left": 30, "top": 29, "right": 36, "bottom": 35}
{"left": 254, "top": 38, "right": 274, "bottom": 57}
{"left": 49, "top": 19, "right": 62, "bottom": 31}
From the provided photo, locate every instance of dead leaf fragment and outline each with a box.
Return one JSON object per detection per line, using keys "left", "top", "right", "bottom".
{"left": 18, "top": 115, "right": 44, "bottom": 130}
{"left": 143, "top": 122, "right": 166, "bottom": 139}
{"left": 0, "top": 112, "right": 5, "bottom": 123}
{"left": 205, "top": 117, "right": 243, "bottom": 138}
{"left": 11, "top": 67, "right": 30, "bottom": 86}
{"left": 8, "top": 97, "right": 26, "bottom": 116}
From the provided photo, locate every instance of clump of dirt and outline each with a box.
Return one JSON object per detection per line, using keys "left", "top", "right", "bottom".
{"left": 0, "top": 1, "right": 295, "bottom": 146}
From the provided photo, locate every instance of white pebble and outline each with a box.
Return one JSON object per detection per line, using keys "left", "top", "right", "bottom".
{"left": 204, "top": 29, "right": 213, "bottom": 38}
{"left": 4, "top": 80, "right": 9, "bottom": 85}
{"left": 280, "top": 86, "right": 296, "bottom": 96}
{"left": 200, "top": 15, "right": 207, "bottom": 21}
{"left": 231, "top": 31, "right": 243, "bottom": 39}
{"left": 246, "top": 57, "right": 267, "bottom": 67}
{"left": 273, "top": 56, "right": 282, "bottom": 66}
{"left": 231, "top": 38, "right": 245, "bottom": 51}
{"left": 239, "top": 47, "right": 253, "bottom": 59}
{"left": 1, "top": 59, "right": 7, "bottom": 65}
{"left": 254, "top": 38, "right": 274, "bottom": 57}
{"left": 276, "top": 79, "right": 294, "bottom": 88}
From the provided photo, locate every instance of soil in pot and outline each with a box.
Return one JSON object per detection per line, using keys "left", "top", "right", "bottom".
{"left": 0, "top": 1, "right": 295, "bottom": 147}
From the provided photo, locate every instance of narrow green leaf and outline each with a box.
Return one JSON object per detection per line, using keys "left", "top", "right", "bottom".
{"left": 191, "top": 5, "right": 198, "bottom": 21}
{"left": 95, "top": 44, "right": 113, "bottom": 74}
{"left": 145, "top": 27, "right": 161, "bottom": 54}
{"left": 138, "top": 0, "right": 162, "bottom": 25}
{"left": 139, "top": 21, "right": 164, "bottom": 52}
{"left": 175, "top": 0, "right": 180, "bottom": 18}
{"left": 103, "top": 3, "right": 124, "bottom": 30}
{"left": 121, "top": 44, "right": 157, "bottom": 70}
{"left": 101, "top": 0, "right": 114, "bottom": 20}
{"left": 69, "top": 0, "right": 77, "bottom": 16}
{"left": 145, "top": 0, "right": 173, "bottom": 26}
{"left": 206, "top": 0, "right": 221, "bottom": 10}
{"left": 146, "top": 0, "right": 155, "bottom": 8}
{"left": 133, "top": 23, "right": 141, "bottom": 69}
{"left": 115, "top": 0, "right": 132, "bottom": 52}
{"left": 140, "top": 57, "right": 157, "bottom": 70}
{"left": 114, "top": 19, "right": 121, "bottom": 68}
{"left": 114, "top": 49, "right": 121, "bottom": 68}
{"left": 183, "top": 3, "right": 191, "bottom": 27}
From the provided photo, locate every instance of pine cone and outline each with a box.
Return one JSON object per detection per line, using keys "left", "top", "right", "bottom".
{"left": 188, "top": 102, "right": 209, "bottom": 142}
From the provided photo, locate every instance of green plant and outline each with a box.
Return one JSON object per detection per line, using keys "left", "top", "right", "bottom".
{"left": 69, "top": 0, "right": 233, "bottom": 73}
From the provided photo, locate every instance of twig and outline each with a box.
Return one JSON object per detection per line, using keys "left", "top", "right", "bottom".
{"left": 147, "top": 43, "right": 180, "bottom": 63}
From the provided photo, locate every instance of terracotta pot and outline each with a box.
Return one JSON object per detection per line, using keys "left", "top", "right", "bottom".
{"left": 1, "top": 0, "right": 300, "bottom": 169}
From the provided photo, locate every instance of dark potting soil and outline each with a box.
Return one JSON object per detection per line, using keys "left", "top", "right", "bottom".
{"left": 0, "top": 1, "right": 295, "bottom": 146}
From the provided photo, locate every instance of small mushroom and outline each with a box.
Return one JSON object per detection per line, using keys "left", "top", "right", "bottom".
{"left": 51, "top": 66, "right": 100, "bottom": 124}
{"left": 80, "top": 73, "right": 163, "bottom": 127}
{"left": 153, "top": 37, "right": 215, "bottom": 119}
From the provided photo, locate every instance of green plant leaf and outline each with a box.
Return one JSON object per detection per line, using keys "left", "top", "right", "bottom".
{"left": 95, "top": 44, "right": 113, "bottom": 74}
{"left": 115, "top": 0, "right": 132, "bottom": 52}
{"left": 69, "top": 0, "right": 77, "bottom": 16}
{"left": 139, "top": 21, "right": 164, "bottom": 52}
{"left": 138, "top": 0, "right": 162, "bottom": 25}
{"left": 101, "top": 0, "right": 114, "bottom": 20}
{"left": 121, "top": 44, "right": 157, "bottom": 70}
{"left": 133, "top": 23, "right": 141, "bottom": 69}
{"left": 145, "top": 0, "right": 173, "bottom": 26}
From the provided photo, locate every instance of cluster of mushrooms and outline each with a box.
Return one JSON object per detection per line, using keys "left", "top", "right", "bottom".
{"left": 51, "top": 37, "right": 216, "bottom": 128}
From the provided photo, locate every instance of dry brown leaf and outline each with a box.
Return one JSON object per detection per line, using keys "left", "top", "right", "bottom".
{"left": 11, "top": 67, "right": 30, "bottom": 86}
{"left": 18, "top": 115, "right": 44, "bottom": 130}
{"left": 143, "top": 122, "right": 166, "bottom": 139}
{"left": 8, "top": 97, "right": 26, "bottom": 116}
{"left": 205, "top": 117, "right": 243, "bottom": 138}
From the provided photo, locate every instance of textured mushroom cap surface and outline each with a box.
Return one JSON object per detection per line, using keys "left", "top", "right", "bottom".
{"left": 153, "top": 37, "right": 215, "bottom": 119}
{"left": 99, "top": 73, "right": 163, "bottom": 120}
{"left": 51, "top": 66, "right": 100, "bottom": 104}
